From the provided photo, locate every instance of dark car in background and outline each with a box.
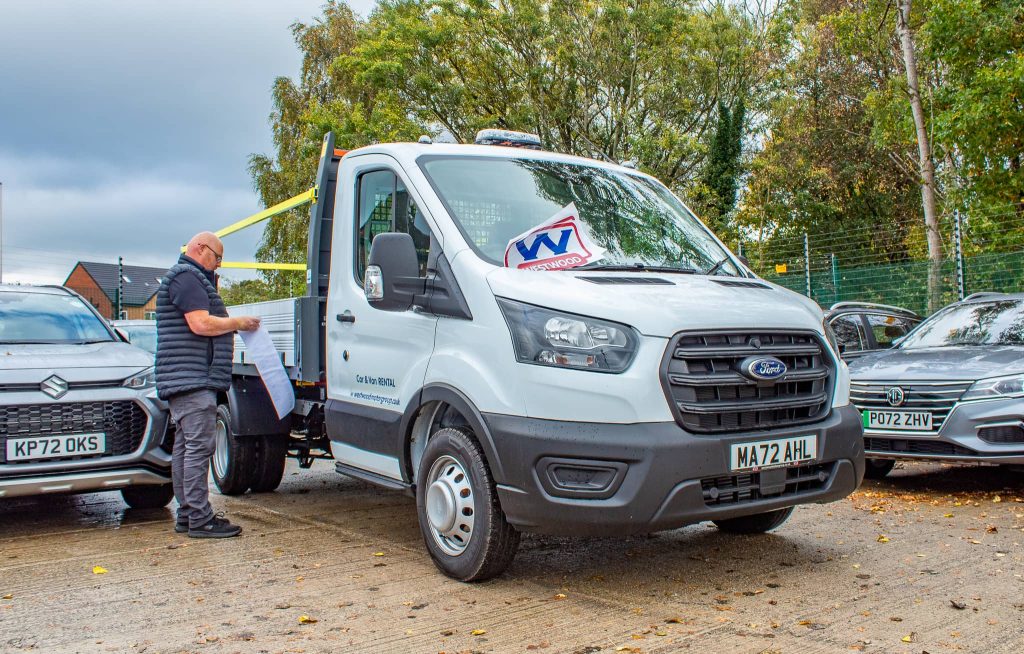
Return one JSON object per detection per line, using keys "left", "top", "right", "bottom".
{"left": 847, "top": 292, "right": 1024, "bottom": 478}
{"left": 826, "top": 302, "right": 922, "bottom": 360}
{"left": 0, "top": 285, "right": 173, "bottom": 507}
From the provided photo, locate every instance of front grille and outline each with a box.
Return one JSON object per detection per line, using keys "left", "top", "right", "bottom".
{"left": 701, "top": 462, "right": 833, "bottom": 506}
{"left": 864, "top": 437, "right": 977, "bottom": 457}
{"left": 978, "top": 425, "right": 1024, "bottom": 444}
{"left": 850, "top": 381, "right": 971, "bottom": 434}
{"left": 661, "top": 330, "right": 834, "bottom": 433}
{"left": 0, "top": 401, "right": 148, "bottom": 464}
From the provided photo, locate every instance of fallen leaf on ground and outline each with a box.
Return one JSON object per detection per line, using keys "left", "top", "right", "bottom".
{"left": 471, "top": 629, "right": 487, "bottom": 636}
{"left": 373, "top": 552, "right": 385, "bottom": 557}
{"left": 876, "top": 535, "right": 890, "bottom": 543}
{"left": 950, "top": 600, "right": 967, "bottom": 610}
{"left": 553, "top": 593, "right": 567, "bottom": 600}
{"left": 2, "top": 594, "right": 11, "bottom": 600}
{"left": 92, "top": 566, "right": 108, "bottom": 575}
{"left": 901, "top": 633, "right": 915, "bottom": 643}
{"left": 943, "top": 513, "right": 954, "bottom": 518}
{"left": 298, "top": 615, "right": 318, "bottom": 624}
{"left": 665, "top": 617, "right": 684, "bottom": 624}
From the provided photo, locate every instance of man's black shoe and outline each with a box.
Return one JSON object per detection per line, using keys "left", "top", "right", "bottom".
{"left": 174, "top": 519, "right": 188, "bottom": 533}
{"left": 188, "top": 514, "right": 242, "bottom": 539}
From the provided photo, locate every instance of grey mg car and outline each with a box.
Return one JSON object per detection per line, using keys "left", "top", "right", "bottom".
{"left": 847, "top": 292, "right": 1024, "bottom": 478}
{"left": 0, "top": 284, "right": 173, "bottom": 507}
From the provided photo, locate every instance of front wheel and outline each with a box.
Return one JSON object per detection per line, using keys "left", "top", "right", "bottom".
{"left": 121, "top": 483, "right": 174, "bottom": 509}
{"left": 713, "top": 506, "right": 794, "bottom": 534}
{"left": 211, "top": 404, "right": 255, "bottom": 495}
{"left": 416, "top": 427, "right": 520, "bottom": 582}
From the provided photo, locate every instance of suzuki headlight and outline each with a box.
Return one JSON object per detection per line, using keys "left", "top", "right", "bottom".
{"left": 496, "top": 298, "right": 639, "bottom": 373}
{"left": 961, "top": 373, "right": 1024, "bottom": 401}
{"left": 123, "top": 366, "right": 156, "bottom": 390}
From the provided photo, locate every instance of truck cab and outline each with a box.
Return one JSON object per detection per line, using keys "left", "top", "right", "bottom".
{"left": 223, "top": 133, "right": 865, "bottom": 581}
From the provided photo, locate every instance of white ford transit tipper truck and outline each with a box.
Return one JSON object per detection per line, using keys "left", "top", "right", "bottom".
{"left": 217, "top": 132, "right": 865, "bottom": 581}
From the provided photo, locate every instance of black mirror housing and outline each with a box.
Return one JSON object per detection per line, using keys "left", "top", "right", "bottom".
{"left": 366, "top": 233, "right": 425, "bottom": 311}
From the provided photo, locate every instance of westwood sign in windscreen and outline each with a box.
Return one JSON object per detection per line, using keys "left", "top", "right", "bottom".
{"left": 503, "top": 203, "right": 606, "bottom": 271}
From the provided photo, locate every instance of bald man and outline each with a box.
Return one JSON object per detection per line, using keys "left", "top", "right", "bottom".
{"left": 155, "top": 232, "right": 260, "bottom": 538}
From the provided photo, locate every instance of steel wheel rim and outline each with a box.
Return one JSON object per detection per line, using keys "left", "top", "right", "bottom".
{"left": 213, "top": 417, "right": 229, "bottom": 479}
{"left": 424, "top": 455, "right": 476, "bottom": 557}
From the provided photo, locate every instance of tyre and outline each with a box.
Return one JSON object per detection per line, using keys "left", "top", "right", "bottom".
{"left": 416, "top": 427, "right": 520, "bottom": 582}
{"left": 250, "top": 433, "right": 289, "bottom": 493}
{"left": 713, "top": 506, "right": 794, "bottom": 534}
{"left": 121, "top": 483, "right": 174, "bottom": 509}
{"left": 864, "top": 458, "right": 896, "bottom": 480}
{"left": 211, "top": 404, "right": 256, "bottom": 495}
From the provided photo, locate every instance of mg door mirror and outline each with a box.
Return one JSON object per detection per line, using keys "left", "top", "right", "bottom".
{"left": 365, "top": 233, "right": 425, "bottom": 311}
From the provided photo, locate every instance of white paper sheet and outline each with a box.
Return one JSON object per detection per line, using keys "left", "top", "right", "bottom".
{"left": 239, "top": 326, "right": 295, "bottom": 420}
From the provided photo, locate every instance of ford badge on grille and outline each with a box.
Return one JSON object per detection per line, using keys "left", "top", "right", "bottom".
{"left": 740, "top": 356, "right": 788, "bottom": 381}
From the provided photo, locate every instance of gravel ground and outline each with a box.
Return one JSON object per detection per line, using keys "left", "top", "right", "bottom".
{"left": 1, "top": 460, "right": 1022, "bottom": 654}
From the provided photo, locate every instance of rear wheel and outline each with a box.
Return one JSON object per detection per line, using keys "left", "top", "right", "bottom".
{"left": 250, "top": 434, "right": 289, "bottom": 492}
{"left": 211, "top": 404, "right": 255, "bottom": 495}
{"left": 121, "top": 483, "right": 174, "bottom": 509}
{"left": 864, "top": 458, "right": 896, "bottom": 480}
{"left": 416, "top": 427, "right": 520, "bottom": 582}
{"left": 713, "top": 506, "right": 794, "bottom": 534}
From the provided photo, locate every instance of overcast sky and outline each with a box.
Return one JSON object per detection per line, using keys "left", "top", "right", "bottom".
{"left": 0, "top": 0, "right": 375, "bottom": 286}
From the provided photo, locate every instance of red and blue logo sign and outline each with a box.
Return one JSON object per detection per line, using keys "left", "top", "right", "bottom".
{"left": 503, "top": 203, "right": 604, "bottom": 271}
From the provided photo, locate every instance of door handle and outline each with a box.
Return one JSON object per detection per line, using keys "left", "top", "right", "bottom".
{"left": 336, "top": 311, "right": 356, "bottom": 323}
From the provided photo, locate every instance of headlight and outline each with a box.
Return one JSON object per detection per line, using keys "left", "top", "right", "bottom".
{"left": 821, "top": 318, "right": 841, "bottom": 358}
{"left": 123, "top": 366, "right": 156, "bottom": 390}
{"left": 496, "top": 298, "right": 639, "bottom": 373}
{"left": 961, "top": 373, "right": 1024, "bottom": 401}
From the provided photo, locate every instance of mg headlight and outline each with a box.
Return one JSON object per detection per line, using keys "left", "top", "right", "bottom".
{"left": 124, "top": 366, "right": 156, "bottom": 390}
{"left": 496, "top": 298, "right": 639, "bottom": 373}
{"left": 961, "top": 373, "right": 1024, "bottom": 401}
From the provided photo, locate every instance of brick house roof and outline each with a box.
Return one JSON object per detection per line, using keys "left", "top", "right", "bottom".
{"left": 67, "top": 261, "right": 169, "bottom": 306}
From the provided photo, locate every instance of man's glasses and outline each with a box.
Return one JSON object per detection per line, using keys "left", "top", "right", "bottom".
{"left": 200, "top": 244, "right": 223, "bottom": 264}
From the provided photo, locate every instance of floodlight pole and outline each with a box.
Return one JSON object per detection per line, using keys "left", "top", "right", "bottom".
{"left": 0, "top": 181, "right": 4, "bottom": 284}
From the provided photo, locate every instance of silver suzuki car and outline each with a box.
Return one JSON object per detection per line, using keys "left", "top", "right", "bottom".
{"left": 847, "top": 292, "right": 1024, "bottom": 478}
{"left": 0, "top": 284, "right": 173, "bottom": 507}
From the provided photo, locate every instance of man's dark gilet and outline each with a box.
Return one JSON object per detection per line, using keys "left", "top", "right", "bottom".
{"left": 155, "top": 258, "right": 234, "bottom": 400}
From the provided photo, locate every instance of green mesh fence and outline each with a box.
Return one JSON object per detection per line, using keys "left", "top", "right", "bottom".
{"left": 762, "top": 249, "right": 1024, "bottom": 315}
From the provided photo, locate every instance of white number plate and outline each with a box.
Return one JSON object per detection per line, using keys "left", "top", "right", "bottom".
{"left": 5, "top": 434, "right": 106, "bottom": 462}
{"left": 863, "top": 410, "right": 933, "bottom": 431}
{"left": 730, "top": 435, "right": 817, "bottom": 472}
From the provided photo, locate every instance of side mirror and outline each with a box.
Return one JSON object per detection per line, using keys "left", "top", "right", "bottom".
{"left": 365, "top": 233, "right": 425, "bottom": 311}
{"left": 114, "top": 327, "right": 131, "bottom": 343}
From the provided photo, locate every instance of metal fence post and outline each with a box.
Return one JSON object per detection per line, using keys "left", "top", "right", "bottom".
{"left": 954, "top": 211, "right": 965, "bottom": 300}
{"left": 804, "top": 232, "right": 811, "bottom": 298}
{"left": 831, "top": 253, "right": 839, "bottom": 304}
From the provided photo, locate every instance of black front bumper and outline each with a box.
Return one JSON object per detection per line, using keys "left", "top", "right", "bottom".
{"left": 484, "top": 404, "right": 865, "bottom": 536}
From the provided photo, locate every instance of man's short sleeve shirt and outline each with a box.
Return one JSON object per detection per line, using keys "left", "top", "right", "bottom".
{"left": 168, "top": 271, "right": 211, "bottom": 314}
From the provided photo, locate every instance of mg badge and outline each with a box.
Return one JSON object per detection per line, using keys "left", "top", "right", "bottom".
{"left": 886, "top": 386, "right": 906, "bottom": 407}
{"left": 739, "top": 356, "right": 788, "bottom": 381}
{"left": 41, "top": 374, "right": 69, "bottom": 400}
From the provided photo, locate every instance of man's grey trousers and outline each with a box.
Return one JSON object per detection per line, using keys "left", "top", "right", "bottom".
{"left": 168, "top": 389, "right": 217, "bottom": 528}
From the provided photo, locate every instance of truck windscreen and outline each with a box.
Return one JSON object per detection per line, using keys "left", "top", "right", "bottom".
{"left": 419, "top": 155, "right": 740, "bottom": 274}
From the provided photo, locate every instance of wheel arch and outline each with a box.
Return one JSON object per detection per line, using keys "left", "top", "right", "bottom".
{"left": 398, "top": 384, "right": 504, "bottom": 485}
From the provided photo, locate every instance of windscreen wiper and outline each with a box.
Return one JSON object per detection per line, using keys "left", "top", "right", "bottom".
{"left": 574, "top": 263, "right": 698, "bottom": 274}
{"left": 704, "top": 256, "right": 736, "bottom": 276}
